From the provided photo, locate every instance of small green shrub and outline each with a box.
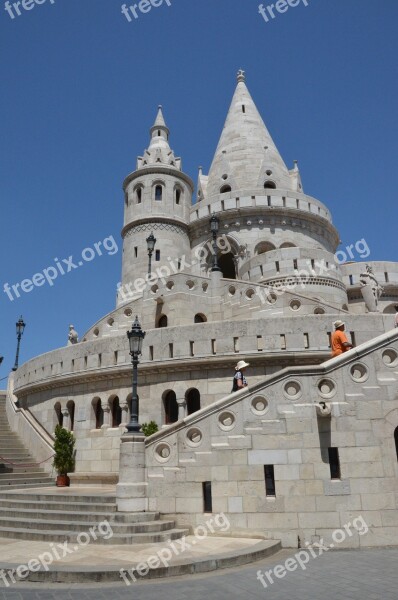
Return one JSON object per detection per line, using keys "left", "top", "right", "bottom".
{"left": 53, "top": 425, "right": 76, "bottom": 475}
{"left": 141, "top": 421, "right": 159, "bottom": 437}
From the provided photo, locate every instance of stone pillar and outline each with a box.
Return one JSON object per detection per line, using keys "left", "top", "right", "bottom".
{"left": 120, "top": 402, "right": 129, "bottom": 427}
{"left": 102, "top": 405, "right": 111, "bottom": 429}
{"left": 176, "top": 395, "right": 187, "bottom": 421}
{"left": 116, "top": 433, "right": 148, "bottom": 512}
{"left": 62, "top": 409, "right": 71, "bottom": 431}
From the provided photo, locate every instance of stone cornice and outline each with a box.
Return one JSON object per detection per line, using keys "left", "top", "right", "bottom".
{"left": 121, "top": 217, "right": 189, "bottom": 239}
{"left": 123, "top": 167, "right": 194, "bottom": 192}
{"left": 13, "top": 351, "right": 329, "bottom": 399}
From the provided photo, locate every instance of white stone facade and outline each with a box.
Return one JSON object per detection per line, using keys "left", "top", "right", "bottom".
{"left": 10, "top": 72, "right": 398, "bottom": 546}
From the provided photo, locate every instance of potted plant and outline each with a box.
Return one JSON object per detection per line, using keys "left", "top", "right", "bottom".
{"left": 141, "top": 421, "right": 159, "bottom": 437}
{"left": 53, "top": 424, "right": 76, "bottom": 487}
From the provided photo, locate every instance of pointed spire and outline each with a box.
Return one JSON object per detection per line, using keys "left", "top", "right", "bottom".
{"left": 137, "top": 106, "right": 181, "bottom": 171}
{"left": 205, "top": 71, "right": 292, "bottom": 198}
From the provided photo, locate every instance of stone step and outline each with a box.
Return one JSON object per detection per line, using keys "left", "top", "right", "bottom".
{"left": 0, "top": 482, "right": 55, "bottom": 491}
{"left": 0, "top": 498, "right": 117, "bottom": 513}
{"left": 0, "top": 466, "right": 46, "bottom": 473}
{"left": 0, "top": 492, "right": 116, "bottom": 503}
{"left": 0, "top": 515, "right": 176, "bottom": 534}
{"left": 0, "top": 526, "right": 190, "bottom": 544}
{"left": 0, "top": 507, "right": 160, "bottom": 523}
{"left": 0, "top": 471, "right": 47, "bottom": 479}
{"left": 0, "top": 477, "right": 54, "bottom": 487}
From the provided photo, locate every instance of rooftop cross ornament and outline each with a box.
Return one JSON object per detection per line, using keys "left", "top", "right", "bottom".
{"left": 237, "top": 69, "right": 246, "bottom": 83}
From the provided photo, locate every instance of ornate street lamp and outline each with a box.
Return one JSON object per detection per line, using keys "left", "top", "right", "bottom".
{"left": 12, "top": 316, "right": 26, "bottom": 372}
{"left": 146, "top": 233, "right": 157, "bottom": 276}
{"left": 126, "top": 316, "right": 146, "bottom": 433}
{"left": 210, "top": 213, "right": 221, "bottom": 272}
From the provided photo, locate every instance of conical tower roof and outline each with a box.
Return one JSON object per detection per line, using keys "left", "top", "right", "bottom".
{"left": 206, "top": 70, "right": 292, "bottom": 197}
{"left": 137, "top": 106, "right": 181, "bottom": 171}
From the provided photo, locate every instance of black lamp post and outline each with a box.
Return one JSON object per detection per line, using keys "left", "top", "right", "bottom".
{"left": 12, "top": 316, "right": 26, "bottom": 372}
{"left": 210, "top": 213, "right": 221, "bottom": 272}
{"left": 126, "top": 316, "right": 146, "bottom": 433}
{"left": 146, "top": 233, "right": 157, "bottom": 276}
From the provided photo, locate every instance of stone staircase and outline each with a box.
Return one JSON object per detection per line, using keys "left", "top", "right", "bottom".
{"left": 0, "top": 491, "right": 189, "bottom": 544}
{"left": 0, "top": 395, "right": 54, "bottom": 490}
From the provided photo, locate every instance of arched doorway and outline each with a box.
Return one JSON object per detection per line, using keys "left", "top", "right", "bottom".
{"left": 157, "top": 314, "right": 168, "bottom": 328}
{"left": 93, "top": 398, "right": 104, "bottom": 429}
{"left": 67, "top": 400, "right": 75, "bottom": 432}
{"left": 219, "top": 252, "right": 236, "bottom": 279}
{"left": 186, "top": 389, "right": 201, "bottom": 415}
{"left": 54, "top": 402, "right": 63, "bottom": 428}
{"left": 163, "top": 391, "right": 178, "bottom": 425}
{"left": 110, "top": 396, "right": 121, "bottom": 427}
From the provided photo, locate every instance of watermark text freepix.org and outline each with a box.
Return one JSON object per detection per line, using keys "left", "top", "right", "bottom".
{"left": 0, "top": 520, "right": 113, "bottom": 587}
{"left": 121, "top": 0, "right": 171, "bottom": 22}
{"left": 4, "top": 0, "right": 56, "bottom": 20}
{"left": 259, "top": 0, "right": 310, "bottom": 23}
{"left": 257, "top": 515, "right": 369, "bottom": 589}
{"left": 3, "top": 235, "right": 118, "bottom": 302}
{"left": 120, "top": 512, "right": 230, "bottom": 585}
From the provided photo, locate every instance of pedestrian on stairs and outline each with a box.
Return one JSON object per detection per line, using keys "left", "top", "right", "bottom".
{"left": 331, "top": 320, "right": 353, "bottom": 357}
{"left": 232, "top": 360, "right": 249, "bottom": 392}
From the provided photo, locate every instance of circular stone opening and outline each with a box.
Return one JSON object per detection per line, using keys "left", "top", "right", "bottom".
{"left": 314, "top": 307, "right": 325, "bottom": 315}
{"left": 251, "top": 396, "right": 269, "bottom": 416}
{"left": 318, "top": 378, "right": 336, "bottom": 398}
{"left": 267, "top": 292, "right": 277, "bottom": 304}
{"left": 186, "top": 428, "right": 203, "bottom": 447}
{"left": 155, "top": 443, "right": 171, "bottom": 462}
{"left": 382, "top": 349, "right": 398, "bottom": 368}
{"left": 93, "top": 328, "right": 99, "bottom": 337}
{"left": 284, "top": 381, "right": 302, "bottom": 399}
{"left": 290, "top": 299, "right": 301, "bottom": 311}
{"left": 166, "top": 281, "right": 175, "bottom": 290}
{"left": 151, "top": 284, "right": 159, "bottom": 294}
{"left": 107, "top": 318, "right": 114, "bottom": 327}
{"left": 186, "top": 280, "right": 195, "bottom": 290}
{"left": 350, "top": 363, "right": 368, "bottom": 382}
{"left": 124, "top": 308, "right": 133, "bottom": 317}
{"left": 266, "top": 170, "right": 273, "bottom": 176}
{"left": 222, "top": 174, "right": 228, "bottom": 180}
{"left": 218, "top": 411, "right": 236, "bottom": 431}
{"left": 246, "top": 289, "right": 255, "bottom": 300}
{"left": 229, "top": 285, "right": 236, "bottom": 296}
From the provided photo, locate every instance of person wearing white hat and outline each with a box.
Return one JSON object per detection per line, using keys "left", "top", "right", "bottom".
{"left": 232, "top": 360, "right": 250, "bottom": 392}
{"left": 331, "top": 320, "right": 353, "bottom": 357}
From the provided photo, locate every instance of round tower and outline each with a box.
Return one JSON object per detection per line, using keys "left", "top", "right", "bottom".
{"left": 120, "top": 107, "right": 194, "bottom": 303}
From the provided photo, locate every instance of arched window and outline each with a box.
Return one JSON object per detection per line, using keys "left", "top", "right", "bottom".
{"left": 175, "top": 188, "right": 182, "bottom": 204}
{"left": 54, "top": 402, "right": 63, "bottom": 428}
{"left": 264, "top": 181, "right": 276, "bottom": 189}
{"left": 395, "top": 427, "right": 398, "bottom": 462}
{"left": 220, "top": 185, "right": 232, "bottom": 194}
{"left": 186, "top": 389, "right": 201, "bottom": 415}
{"left": 93, "top": 398, "right": 104, "bottom": 429}
{"left": 219, "top": 252, "right": 236, "bottom": 279}
{"left": 110, "top": 396, "right": 121, "bottom": 428}
{"left": 255, "top": 241, "right": 276, "bottom": 255}
{"left": 157, "top": 315, "right": 168, "bottom": 328}
{"left": 67, "top": 400, "right": 75, "bottom": 432}
{"left": 280, "top": 242, "right": 296, "bottom": 249}
{"left": 163, "top": 391, "right": 178, "bottom": 425}
{"left": 155, "top": 185, "right": 163, "bottom": 201}
{"left": 194, "top": 313, "right": 207, "bottom": 323}
{"left": 136, "top": 187, "right": 142, "bottom": 203}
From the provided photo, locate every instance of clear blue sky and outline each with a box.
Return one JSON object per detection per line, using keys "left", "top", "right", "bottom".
{"left": 0, "top": 0, "right": 397, "bottom": 376}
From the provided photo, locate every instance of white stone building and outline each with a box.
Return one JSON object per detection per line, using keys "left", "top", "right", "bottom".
{"left": 7, "top": 71, "right": 398, "bottom": 547}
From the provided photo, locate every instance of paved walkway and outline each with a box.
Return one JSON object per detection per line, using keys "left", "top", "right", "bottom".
{"left": 0, "top": 548, "right": 397, "bottom": 599}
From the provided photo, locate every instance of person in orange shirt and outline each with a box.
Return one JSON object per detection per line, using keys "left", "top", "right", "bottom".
{"left": 331, "top": 320, "right": 353, "bottom": 357}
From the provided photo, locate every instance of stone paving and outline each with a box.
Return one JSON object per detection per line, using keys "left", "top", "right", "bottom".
{"left": 0, "top": 548, "right": 397, "bottom": 599}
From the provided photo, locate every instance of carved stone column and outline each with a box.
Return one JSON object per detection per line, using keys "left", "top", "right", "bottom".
{"left": 176, "top": 396, "right": 187, "bottom": 421}
{"left": 120, "top": 402, "right": 129, "bottom": 427}
{"left": 62, "top": 409, "right": 71, "bottom": 431}
{"left": 102, "top": 405, "right": 111, "bottom": 429}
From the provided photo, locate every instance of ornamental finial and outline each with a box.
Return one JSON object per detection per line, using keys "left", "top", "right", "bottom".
{"left": 237, "top": 69, "right": 245, "bottom": 83}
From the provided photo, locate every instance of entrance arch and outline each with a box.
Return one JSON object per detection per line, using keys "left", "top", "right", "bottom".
{"left": 163, "top": 391, "right": 178, "bottom": 425}
{"left": 186, "top": 389, "right": 201, "bottom": 415}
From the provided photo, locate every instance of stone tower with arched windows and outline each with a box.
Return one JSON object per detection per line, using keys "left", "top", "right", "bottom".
{"left": 119, "top": 106, "right": 194, "bottom": 307}
{"left": 9, "top": 70, "right": 398, "bottom": 536}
